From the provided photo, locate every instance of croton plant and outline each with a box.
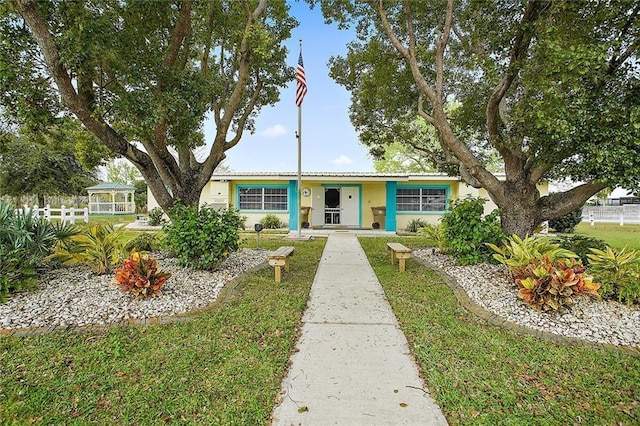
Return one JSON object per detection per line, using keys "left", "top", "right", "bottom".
{"left": 112, "top": 252, "right": 172, "bottom": 299}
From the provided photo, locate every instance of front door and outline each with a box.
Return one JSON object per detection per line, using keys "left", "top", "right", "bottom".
{"left": 340, "top": 186, "right": 360, "bottom": 226}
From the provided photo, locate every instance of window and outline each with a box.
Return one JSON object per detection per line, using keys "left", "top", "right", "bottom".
{"left": 238, "top": 187, "right": 288, "bottom": 211}
{"left": 396, "top": 187, "right": 447, "bottom": 212}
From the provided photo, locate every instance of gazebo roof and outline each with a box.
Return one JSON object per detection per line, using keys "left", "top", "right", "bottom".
{"left": 86, "top": 182, "right": 135, "bottom": 191}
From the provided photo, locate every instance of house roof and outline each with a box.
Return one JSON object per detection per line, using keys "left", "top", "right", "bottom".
{"left": 209, "top": 171, "right": 465, "bottom": 182}
{"left": 86, "top": 182, "right": 136, "bottom": 191}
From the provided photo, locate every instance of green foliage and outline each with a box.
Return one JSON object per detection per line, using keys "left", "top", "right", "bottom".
{"left": 587, "top": 246, "right": 640, "bottom": 306}
{"left": 487, "top": 235, "right": 579, "bottom": 270}
{"left": 0, "top": 201, "right": 68, "bottom": 299}
{"left": 549, "top": 207, "right": 584, "bottom": 233}
{"left": 148, "top": 207, "right": 165, "bottom": 226}
{"left": 112, "top": 252, "right": 171, "bottom": 299}
{"left": 123, "top": 232, "right": 162, "bottom": 254}
{"left": 163, "top": 203, "right": 245, "bottom": 270}
{"left": 552, "top": 234, "right": 608, "bottom": 265}
{"left": 259, "top": 213, "right": 285, "bottom": 229}
{"left": 405, "top": 218, "right": 428, "bottom": 233}
{"left": 48, "top": 224, "right": 124, "bottom": 274}
{"left": 417, "top": 223, "right": 449, "bottom": 252}
{"left": 0, "top": 134, "right": 98, "bottom": 199}
{"left": 440, "top": 197, "right": 506, "bottom": 265}
{"left": 1, "top": 1, "right": 298, "bottom": 214}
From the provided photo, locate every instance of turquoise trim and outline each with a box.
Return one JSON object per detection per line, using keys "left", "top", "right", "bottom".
{"left": 320, "top": 183, "right": 363, "bottom": 227}
{"left": 396, "top": 184, "right": 451, "bottom": 213}
{"left": 385, "top": 181, "right": 397, "bottom": 231}
{"left": 235, "top": 184, "right": 289, "bottom": 212}
{"left": 289, "top": 180, "right": 298, "bottom": 230}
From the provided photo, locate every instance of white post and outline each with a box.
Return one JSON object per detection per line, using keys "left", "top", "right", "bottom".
{"left": 590, "top": 212, "right": 594, "bottom": 226}
{"left": 620, "top": 213, "right": 624, "bottom": 227}
{"left": 33, "top": 205, "right": 39, "bottom": 219}
{"left": 44, "top": 204, "right": 51, "bottom": 221}
{"left": 24, "top": 204, "right": 29, "bottom": 216}
{"left": 61, "top": 205, "right": 67, "bottom": 224}
{"left": 84, "top": 207, "right": 89, "bottom": 223}
{"left": 70, "top": 207, "right": 76, "bottom": 224}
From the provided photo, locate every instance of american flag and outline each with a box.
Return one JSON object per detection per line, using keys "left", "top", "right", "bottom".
{"left": 295, "top": 50, "right": 307, "bottom": 107}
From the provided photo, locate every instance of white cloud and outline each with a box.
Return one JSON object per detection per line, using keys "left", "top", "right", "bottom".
{"left": 332, "top": 155, "right": 353, "bottom": 165}
{"left": 261, "top": 124, "right": 287, "bottom": 138}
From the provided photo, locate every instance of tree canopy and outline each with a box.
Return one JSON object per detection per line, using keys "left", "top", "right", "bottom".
{"left": 1, "top": 0, "right": 297, "bottom": 213}
{"left": 317, "top": 0, "right": 640, "bottom": 236}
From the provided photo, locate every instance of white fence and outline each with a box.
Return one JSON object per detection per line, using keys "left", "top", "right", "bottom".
{"left": 582, "top": 205, "right": 640, "bottom": 225}
{"left": 19, "top": 204, "right": 89, "bottom": 224}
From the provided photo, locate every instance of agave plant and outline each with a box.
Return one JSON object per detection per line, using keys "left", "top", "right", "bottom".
{"left": 112, "top": 252, "right": 171, "bottom": 299}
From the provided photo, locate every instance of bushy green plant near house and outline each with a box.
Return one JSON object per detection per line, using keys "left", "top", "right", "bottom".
{"left": 405, "top": 218, "right": 428, "bottom": 233}
{"left": 549, "top": 207, "right": 583, "bottom": 233}
{"left": 417, "top": 223, "right": 448, "bottom": 252}
{"left": 552, "top": 234, "right": 608, "bottom": 265}
{"left": 148, "top": 207, "right": 165, "bottom": 226}
{"left": 440, "top": 197, "right": 506, "bottom": 265}
{"left": 48, "top": 224, "right": 125, "bottom": 274}
{"left": 123, "top": 232, "right": 162, "bottom": 253}
{"left": 163, "top": 202, "right": 245, "bottom": 270}
{"left": 259, "top": 213, "right": 284, "bottom": 229}
{"left": 587, "top": 246, "right": 640, "bottom": 306}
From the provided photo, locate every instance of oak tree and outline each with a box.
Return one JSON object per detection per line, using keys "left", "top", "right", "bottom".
{"left": 318, "top": 0, "right": 640, "bottom": 236}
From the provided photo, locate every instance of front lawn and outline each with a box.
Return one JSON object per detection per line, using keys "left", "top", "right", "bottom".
{"left": 575, "top": 222, "right": 640, "bottom": 249}
{"left": 360, "top": 237, "right": 640, "bottom": 425}
{"left": 0, "top": 237, "right": 324, "bottom": 424}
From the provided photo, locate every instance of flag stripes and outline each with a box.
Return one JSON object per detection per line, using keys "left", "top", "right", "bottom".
{"left": 296, "top": 50, "right": 307, "bottom": 107}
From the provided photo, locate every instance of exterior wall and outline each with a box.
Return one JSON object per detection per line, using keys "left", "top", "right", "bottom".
{"left": 145, "top": 175, "right": 551, "bottom": 232}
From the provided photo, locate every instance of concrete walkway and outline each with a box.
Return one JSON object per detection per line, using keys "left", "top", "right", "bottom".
{"left": 271, "top": 234, "right": 448, "bottom": 425}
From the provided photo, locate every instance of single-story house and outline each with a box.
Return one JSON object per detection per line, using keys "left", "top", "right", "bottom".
{"left": 147, "top": 172, "right": 548, "bottom": 232}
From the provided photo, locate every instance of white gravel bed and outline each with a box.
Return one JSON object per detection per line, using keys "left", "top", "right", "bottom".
{"left": 414, "top": 249, "right": 640, "bottom": 349}
{"left": 0, "top": 249, "right": 266, "bottom": 331}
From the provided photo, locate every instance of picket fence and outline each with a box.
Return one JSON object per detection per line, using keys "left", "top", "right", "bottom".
{"left": 19, "top": 204, "right": 89, "bottom": 224}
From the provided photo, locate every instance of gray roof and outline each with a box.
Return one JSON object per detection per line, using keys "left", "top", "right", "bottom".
{"left": 86, "top": 182, "right": 136, "bottom": 191}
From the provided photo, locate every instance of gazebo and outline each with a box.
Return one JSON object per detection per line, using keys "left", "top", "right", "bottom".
{"left": 86, "top": 182, "right": 136, "bottom": 214}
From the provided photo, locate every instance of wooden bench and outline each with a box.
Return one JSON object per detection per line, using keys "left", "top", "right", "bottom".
{"left": 267, "top": 246, "right": 294, "bottom": 283}
{"left": 387, "top": 242, "right": 412, "bottom": 273}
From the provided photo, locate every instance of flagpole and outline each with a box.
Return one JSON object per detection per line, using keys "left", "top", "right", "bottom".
{"left": 296, "top": 40, "right": 303, "bottom": 238}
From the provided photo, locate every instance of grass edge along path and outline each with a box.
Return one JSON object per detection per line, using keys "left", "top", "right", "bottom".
{"left": 0, "top": 237, "right": 325, "bottom": 425}
{"left": 359, "top": 237, "right": 640, "bottom": 426}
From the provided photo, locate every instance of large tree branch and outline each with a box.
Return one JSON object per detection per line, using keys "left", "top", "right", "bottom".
{"left": 435, "top": 0, "right": 454, "bottom": 101}
{"left": 163, "top": 0, "right": 192, "bottom": 68}
{"left": 538, "top": 181, "right": 606, "bottom": 221}
{"left": 486, "top": 0, "right": 549, "bottom": 150}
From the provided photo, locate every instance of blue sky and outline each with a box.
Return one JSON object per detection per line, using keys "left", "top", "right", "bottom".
{"left": 204, "top": 1, "right": 374, "bottom": 173}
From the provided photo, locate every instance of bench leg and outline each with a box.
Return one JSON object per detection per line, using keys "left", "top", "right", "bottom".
{"left": 274, "top": 265, "right": 282, "bottom": 283}
{"left": 284, "top": 257, "right": 290, "bottom": 272}
{"left": 390, "top": 251, "right": 397, "bottom": 265}
{"left": 399, "top": 258, "right": 406, "bottom": 273}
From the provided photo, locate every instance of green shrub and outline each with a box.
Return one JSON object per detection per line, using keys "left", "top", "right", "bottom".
{"left": 549, "top": 207, "right": 583, "bottom": 233}
{"left": 259, "top": 213, "right": 285, "bottom": 229}
{"left": 417, "top": 223, "right": 449, "bottom": 252}
{"left": 148, "top": 207, "right": 165, "bottom": 226}
{"left": 163, "top": 202, "right": 245, "bottom": 270}
{"left": 552, "top": 234, "right": 608, "bottom": 265}
{"left": 0, "top": 201, "right": 74, "bottom": 300}
{"left": 405, "top": 218, "right": 428, "bottom": 233}
{"left": 440, "top": 197, "right": 506, "bottom": 265}
{"left": 587, "top": 246, "right": 640, "bottom": 306}
{"left": 48, "top": 224, "right": 125, "bottom": 274}
{"left": 124, "top": 232, "right": 162, "bottom": 253}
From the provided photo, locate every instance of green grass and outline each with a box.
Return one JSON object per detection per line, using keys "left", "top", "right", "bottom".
{"left": 0, "top": 237, "right": 325, "bottom": 425}
{"left": 360, "top": 237, "right": 640, "bottom": 425}
{"left": 574, "top": 222, "right": 640, "bottom": 249}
